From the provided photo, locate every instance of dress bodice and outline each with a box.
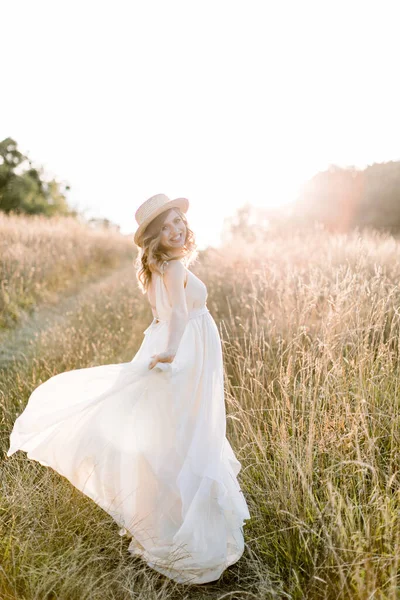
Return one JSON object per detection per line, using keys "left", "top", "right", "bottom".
{"left": 152, "top": 262, "right": 208, "bottom": 322}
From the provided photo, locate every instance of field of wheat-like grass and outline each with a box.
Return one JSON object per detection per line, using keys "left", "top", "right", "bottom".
{"left": 1, "top": 223, "right": 399, "bottom": 599}
{"left": 0, "top": 213, "right": 134, "bottom": 330}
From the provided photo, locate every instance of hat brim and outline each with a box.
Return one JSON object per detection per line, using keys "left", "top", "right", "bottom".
{"left": 134, "top": 197, "right": 189, "bottom": 247}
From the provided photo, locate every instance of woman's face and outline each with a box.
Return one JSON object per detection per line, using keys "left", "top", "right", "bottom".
{"left": 159, "top": 209, "right": 187, "bottom": 250}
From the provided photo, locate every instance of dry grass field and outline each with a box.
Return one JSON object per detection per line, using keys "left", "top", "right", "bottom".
{"left": 0, "top": 213, "right": 134, "bottom": 330}
{"left": 1, "top": 217, "right": 399, "bottom": 599}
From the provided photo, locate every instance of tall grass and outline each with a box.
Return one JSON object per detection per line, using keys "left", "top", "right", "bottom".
{"left": 199, "top": 227, "right": 400, "bottom": 598}
{"left": 0, "top": 213, "right": 134, "bottom": 329}
{"left": 1, "top": 223, "right": 400, "bottom": 598}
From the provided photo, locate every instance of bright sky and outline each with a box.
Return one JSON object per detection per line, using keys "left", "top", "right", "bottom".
{"left": 2, "top": 0, "right": 399, "bottom": 249}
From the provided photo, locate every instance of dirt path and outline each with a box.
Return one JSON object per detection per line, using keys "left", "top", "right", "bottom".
{"left": 0, "top": 262, "right": 135, "bottom": 370}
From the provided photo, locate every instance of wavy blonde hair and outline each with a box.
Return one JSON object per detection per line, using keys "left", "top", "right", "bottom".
{"left": 134, "top": 207, "right": 198, "bottom": 294}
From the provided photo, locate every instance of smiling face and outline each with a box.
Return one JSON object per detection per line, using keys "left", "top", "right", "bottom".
{"left": 159, "top": 208, "right": 187, "bottom": 252}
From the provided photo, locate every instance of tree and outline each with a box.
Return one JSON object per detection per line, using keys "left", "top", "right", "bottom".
{"left": 293, "top": 161, "right": 400, "bottom": 234}
{"left": 0, "top": 137, "right": 76, "bottom": 217}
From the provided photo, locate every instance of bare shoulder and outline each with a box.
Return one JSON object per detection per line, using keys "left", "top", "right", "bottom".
{"left": 163, "top": 260, "right": 186, "bottom": 282}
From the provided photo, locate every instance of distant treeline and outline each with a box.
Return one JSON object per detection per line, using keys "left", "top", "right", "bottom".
{"left": 222, "top": 161, "right": 400, "bottom": 243}
{"left": 3, "top": 137, "right": 400, "bottom": 238}
{"left": 293, "top": 161, "right": 400, "bottom": 233}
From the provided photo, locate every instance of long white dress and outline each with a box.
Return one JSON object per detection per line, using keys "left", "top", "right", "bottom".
{"left": 6, "top": 262, "right": 250, "bottom": 584}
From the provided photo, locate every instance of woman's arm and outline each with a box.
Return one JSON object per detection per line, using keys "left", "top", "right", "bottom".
{"left": 163, "top": 260, "right": 189, "bottom": 355}
{"left": 148, "top": 260, "right": 188, "bottom": 369}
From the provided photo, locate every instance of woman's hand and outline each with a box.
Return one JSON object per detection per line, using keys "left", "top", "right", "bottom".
{"left": 148, "top": 351, "right": 176, "bottom": 370}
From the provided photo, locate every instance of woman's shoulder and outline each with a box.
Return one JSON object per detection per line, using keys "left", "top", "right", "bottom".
{"left": 162, "top": 259, "right": 189, "bottom": 286}
{"left": 163, "top": 257, "right": 185, "bottom": 269}
{"left": 163, "top": 259, "right": 185, "bottom": 273}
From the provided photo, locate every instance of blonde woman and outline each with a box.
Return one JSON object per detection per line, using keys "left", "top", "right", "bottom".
{"left": 7, "top": 193, "right": 250, "bottom": 585}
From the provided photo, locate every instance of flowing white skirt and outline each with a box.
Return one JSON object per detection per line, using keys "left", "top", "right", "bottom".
{"left": 7, "top": 309, "right": 250, "bottom": 584}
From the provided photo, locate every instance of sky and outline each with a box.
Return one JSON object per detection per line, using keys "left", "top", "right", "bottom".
{"left": 2, "top": 0, "right": 400, "bottom": 249}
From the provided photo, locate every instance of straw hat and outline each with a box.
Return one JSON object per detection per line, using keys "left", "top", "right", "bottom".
{"left": 134, "top": 193, "right": 189, "bottom": 247}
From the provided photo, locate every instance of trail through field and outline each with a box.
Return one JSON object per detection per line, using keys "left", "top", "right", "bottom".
{"left": 0, "top": 262, "right": 135, "bottom": 369}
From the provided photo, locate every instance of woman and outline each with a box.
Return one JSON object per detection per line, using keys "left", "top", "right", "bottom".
{"left": 6, "top": 193, "right": 251, "bottom": 585}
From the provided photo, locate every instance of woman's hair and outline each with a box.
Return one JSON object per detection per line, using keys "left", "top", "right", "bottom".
{"left": 134, "top": 207, "right": 198, "bottom": 293}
